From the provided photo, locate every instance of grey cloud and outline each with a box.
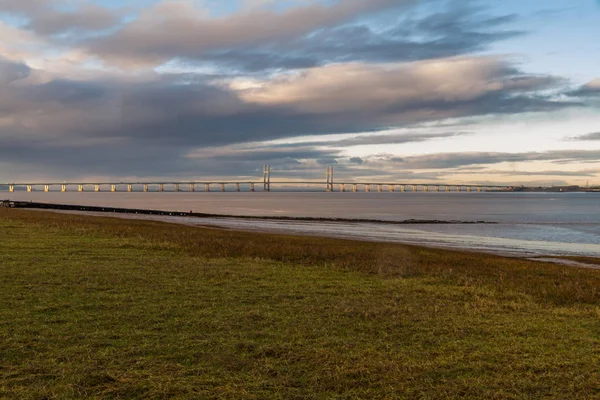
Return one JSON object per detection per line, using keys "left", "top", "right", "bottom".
{"left": 0, "top": 56, "right": 579, "bottom": 180}
{"left": 271, "top": 131, "right": 472, "bottom": 148}
{"left": 0, "top": 0, "right": 532, "bottom": 78}
{"left": 389, "top": 150, "right": 600, "bottom": 169}
{"left": 74, "top": 0, "right": 526, "bottom": 72}
{"left": 0, "top": 57, "right": 572, "bottom": 148}
{"left": 269, "top": 131, "right": 472, "bottom": 149}
{"left": 470, "top": 179, "right": 571, "bottom": 187}
{"left": 28, "top": 4, "right": 120, "bottom": 35}
{"left": 326, "top": 132, "right": 471, "bottom": 147}
{"left": 0, "top": 56, "right": 30, "bottom": 84}
{"left": 568, "top": 79, "right": 600, "bottom": 97}
{"left": 240, "top": 58, "right": 572, "bottom": 117}
{"left": 0, "top": 0, "right": 120, "bottom": 35}
{"left": 567, "top": 132, "right": 600, "bottom": 141}
{"left": 190, "top": 146, "right": 342, "bottom": 163}
{"left": 467, "top": 169, "right": 600, "bottom": 177}
{"left": 317, "top": 158, "right": 338, "bottom": 165}
{"left": 192, "top": 5, "right": 524, "bottom": 73}
{"left": 0, "top": 137, "right": 342, "bottom": 180}
{"left": 349, "top": 157, "right": 364, "bottom": 165}
{"left": 85, "top": 0, "right": 411, "bottom": 67}
{"left": 0, "top": 0, "right": 49, "bottom": 15}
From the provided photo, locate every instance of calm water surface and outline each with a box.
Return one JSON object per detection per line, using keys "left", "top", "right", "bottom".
{"left": 5, "top": 191, "right": 600, "bottom": 257}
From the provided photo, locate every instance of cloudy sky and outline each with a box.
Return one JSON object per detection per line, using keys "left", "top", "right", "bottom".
{"left": 1, "top": 0, "right": 599, "bottom": 185}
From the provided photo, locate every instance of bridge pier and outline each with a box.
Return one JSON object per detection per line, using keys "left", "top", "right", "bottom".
{"left": 111, "top": 184, "right": 117, "bottom": 192}
{"left": 340, "top": 183, "right": 345, "bottom": 192}
{"left": 127, "top": 184, "right": 133, "bottom": 192}
{"left": 174, "top": 184, "right": 180, "bottom": 192}
{"left": 412, "top": 185, "right": 417, "bottom": 192}
{"left": 445, "top": 186, "right": 450, "bottom": 192}
{"left": 456, "top": 186, "right": 461, "bottom": 192}
{"left": 79, "top": 185, "right": 84, "bottom": 192}
{"left": 220, "top": 183, "right": 225, "bottom": 192}
{"left": 205, "top": 184, "right": 210, "bottom": 192}
{"left": 389, "top": 185, "right": 395, "bottom": 192}
{"left": 378, "top": 185, "right": 383, "bottom": 192}
{"left": 353, "top": 184, "right": 358, "bottom": 192}
{"left": 27, "top": 185, "right": 32, "bottom": 192}
{"left": 236, "top": 183, "right": 240, "bottom": 192}
{"left": 467, "top": 187, "right": 472, "bottom": 192}
{"left": 62, "top": 184, "right": 67, "bottom": 192}
{"left": 250, "top": 183, "right": 255, "bottom": 192}
{"left": 424, "top": 186, "right": 429, "bottom": 192}
{"left": 365, "top": 185, "right": 370, "bottom": 192}
{"left": 95, "top": 185, "right": 100, "bottom": 192}
{"left": 143, "top": 184, "right": 149, "bottom": 192}
{"left": 190, "top": 184, "right": 195, "bottom": 192}
{"left": 159, "top": 184, "right": 164, "bottom": 192}
{"left": 45, "top": 185, "right": 49, "bottom": 192}
{"left": 477, "top": 187, "right": 482, "bottom": 192}
{"left": 401, "top": 185, "right": 405, "bottom": 192}
{"left": 435, "top": 186, "right": 440, "bottom": 192}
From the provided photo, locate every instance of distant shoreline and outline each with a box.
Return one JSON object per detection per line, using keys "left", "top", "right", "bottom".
{"left": 1, "top": 199, "right": 495, "bottom": 225}
{"left": 4, "top": 200, "right": 600, "bottom": 269}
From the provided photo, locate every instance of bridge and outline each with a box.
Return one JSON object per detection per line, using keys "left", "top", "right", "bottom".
{"left": 1, "top": 165, "right": 515, "bottom": 193}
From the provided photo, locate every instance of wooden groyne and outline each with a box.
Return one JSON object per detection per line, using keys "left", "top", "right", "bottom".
{"left": 0, "top": 200, "right": 15, "bottom": 208}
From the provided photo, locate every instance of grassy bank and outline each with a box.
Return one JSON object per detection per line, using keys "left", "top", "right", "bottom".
{"left": 0, "top": 209, "right": 599, "bottom": 399}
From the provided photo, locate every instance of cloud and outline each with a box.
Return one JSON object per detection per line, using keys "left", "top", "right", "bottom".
{"left": 0, "top": 56, "right": 571, "bottom": 149}
{"left": 0, "top": 51, "right": 582, "bottom": 181}
{"left": 465, "top": 169, "right": 600, "bottom": 177}
{"left": 83, "top": 0, "right": 410, "bottom": 68}
{"left": 317, "top": 132, "right": 470, "bottom": 147}
{"left": 239, "top": 57, "right": 568, "bottom": 117}
{"left": 0, "top": 56, "right": 31, "bottom": 84}
{"left": 0, "top": 0, "right": 121, "bottom": 35}
{"left": 567, "top": 132, "right": 600, "bottom": 141}
{"left": 569, "top": 79, "right": 600, "bottom": 97}
{"left": 169, "top": 3, "right": 524, "bottom": 73}
{"left": 28, "top": 4, "right": 120, "bottom": 35}
{"left": 1, "top": 0, "right": 524, "bottom": 74}
{"left": 387, "top": 150, "right": 600, "bottom": 169}
{"left": 271, "top": 131, "right": 472, "bottom": 148}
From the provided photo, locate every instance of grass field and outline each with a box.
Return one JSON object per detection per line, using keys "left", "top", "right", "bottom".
{"left": 0, "top": 209, "right": 599, "bottom": 399}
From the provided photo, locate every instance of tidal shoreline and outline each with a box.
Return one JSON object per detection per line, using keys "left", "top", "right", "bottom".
{"left": 1, "top": 199, "right": 495, "bottom": 225}
{"left": 8, "top": 201, "right": 600, "bottom": 269}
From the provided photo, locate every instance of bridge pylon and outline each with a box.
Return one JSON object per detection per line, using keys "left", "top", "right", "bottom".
{"left": 263, "top": 165, "right": 271, "bottom": 192}
{"left": 326, "top": 166, "right": 334, "bottom": 192}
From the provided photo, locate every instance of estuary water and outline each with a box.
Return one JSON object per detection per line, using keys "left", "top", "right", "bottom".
{"left": 4, "top": 191, "right": 600, "bottom": 257}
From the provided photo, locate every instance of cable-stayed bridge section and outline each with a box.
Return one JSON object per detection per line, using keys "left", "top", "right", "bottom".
{"left": 1, "top": 166, "right": 517, "bottom": 193}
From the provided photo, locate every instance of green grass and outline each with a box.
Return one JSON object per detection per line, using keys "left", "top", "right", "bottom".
{"left": 0, "top": 209, "right": 599, "bottom": 399}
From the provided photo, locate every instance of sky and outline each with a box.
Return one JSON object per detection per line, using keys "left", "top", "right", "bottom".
{"left": 0, "top": 0, "right": 599, "bottom": 186}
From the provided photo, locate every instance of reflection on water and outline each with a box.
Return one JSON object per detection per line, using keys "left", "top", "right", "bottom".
{"left": 5, "top": 191, "right": 600, "bottom": 257}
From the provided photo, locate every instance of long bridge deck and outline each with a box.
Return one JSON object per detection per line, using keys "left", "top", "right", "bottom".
{"left": 0, "top": 181, "right": 514, "bottom": 192}
{"left": 0, "top": 166, "right": 516, "bottom": 192}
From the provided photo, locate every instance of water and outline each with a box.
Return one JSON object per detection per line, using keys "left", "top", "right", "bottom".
{"left": 4, "top": 191, "right": 600, "bottom": 257}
